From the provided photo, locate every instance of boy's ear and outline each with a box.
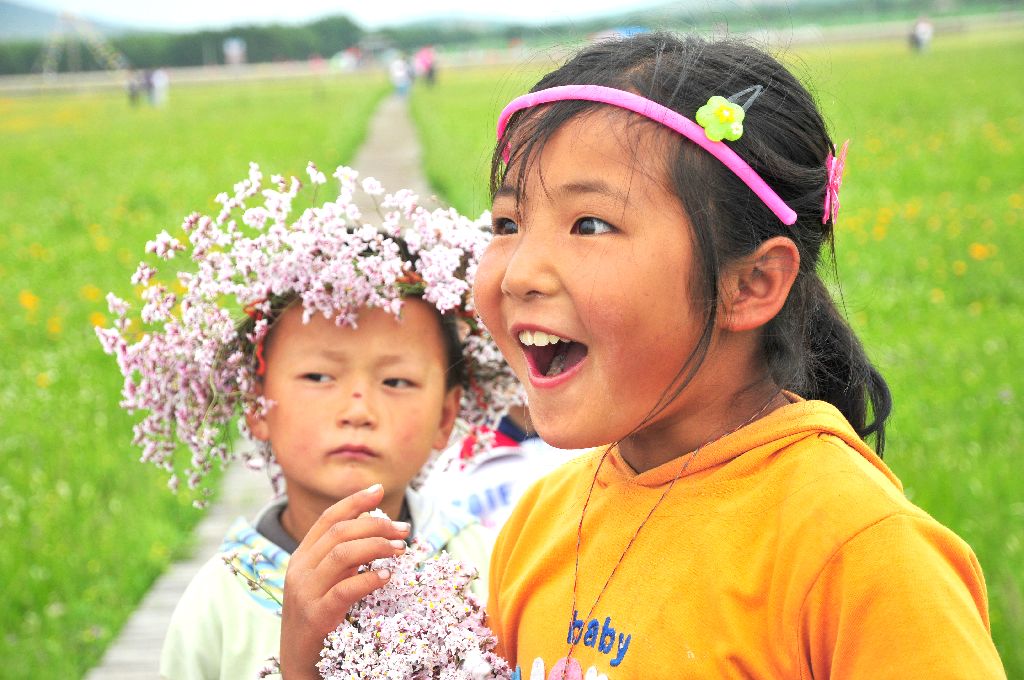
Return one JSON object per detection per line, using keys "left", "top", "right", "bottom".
{"left": 432, "top": 386, "right": 463, "bottom": 451}
{"left": 244, "top": 383, "right": 271, "bottom": 442}
{"left": 719, "top": 236, "right": 800, "bottom": 332}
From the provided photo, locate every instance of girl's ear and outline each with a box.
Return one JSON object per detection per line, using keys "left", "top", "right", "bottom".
{"left": 719, "top": 236, "right": 800, "bottom": 332}
{"left": 432, "top": 386, "right": 463, "bottom": 451}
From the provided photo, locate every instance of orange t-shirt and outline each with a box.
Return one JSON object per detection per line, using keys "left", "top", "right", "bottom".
{"left": 487, "top": 399, "right": 1005, "bottom": 679}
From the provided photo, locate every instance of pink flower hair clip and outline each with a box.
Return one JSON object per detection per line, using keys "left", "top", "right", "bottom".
{"left": 823, "top": 139, "right": 850, "bottom": 225}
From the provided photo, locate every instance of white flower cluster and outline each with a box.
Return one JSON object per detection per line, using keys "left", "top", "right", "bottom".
{"left": 318, "top": 540, "right": 512, "bottom": 680}
{"left": 97, "top": 162, "right": 523, "bottom": 501}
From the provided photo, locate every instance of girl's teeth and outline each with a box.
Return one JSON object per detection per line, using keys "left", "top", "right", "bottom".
{"left": 518, "top": 330, "right": 568, "bottom": 346}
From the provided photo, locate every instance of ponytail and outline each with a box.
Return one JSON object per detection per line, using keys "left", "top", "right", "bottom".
{"left": 767, "top": 275, "right": 892, "bottom": 455}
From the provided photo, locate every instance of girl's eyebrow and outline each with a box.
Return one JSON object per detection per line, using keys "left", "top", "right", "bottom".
{"left": 495, "top": 180, "right": 627, "bottom": 203}
{"left": 555, "top": 180, "right": 628, "bottom": 203}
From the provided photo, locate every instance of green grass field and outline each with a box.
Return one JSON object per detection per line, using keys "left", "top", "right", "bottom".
{"left": 0, "top": 73, "right": 388, "bottom": 678}
{"left": 412, "top": 28, "right": 1024, "bottom": 675}
{"left": 2, "top": 25, "right": 1021, "bottom": 679}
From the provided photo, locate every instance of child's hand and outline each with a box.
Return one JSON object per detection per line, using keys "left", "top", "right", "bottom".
{"left": 279, "top": 483, "right": 410, "bottom": 680}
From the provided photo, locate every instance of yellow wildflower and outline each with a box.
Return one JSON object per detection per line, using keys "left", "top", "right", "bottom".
{"left": 968, "top": 243, "right": 993, "bottom": 261}
{"left": 28, "top": 243, "right": 50, "bottom": 260}
{"left": 81, "top": 284, "right": 102, "bottom": 301}
{"left": 19, "top": 290, "right": 39, "bottom": 312}
{"left": 92, "top": 234, "right": 112, "bottom": 252}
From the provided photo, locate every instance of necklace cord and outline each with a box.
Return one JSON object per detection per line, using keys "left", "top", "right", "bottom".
{"left": 564, "top": 390, "right": 783, "bottom": 672}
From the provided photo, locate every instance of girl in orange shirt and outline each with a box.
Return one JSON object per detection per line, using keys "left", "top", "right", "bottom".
{"left": 281, "top": 32, "right": 1006, "bottom": 678}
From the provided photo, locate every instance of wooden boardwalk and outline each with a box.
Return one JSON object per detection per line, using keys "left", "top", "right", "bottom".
{"left": 84, "top": 464, "right": 270, "bottom": 679}
{"left": 85, "top": 92, "right": 434, "bottom": 679}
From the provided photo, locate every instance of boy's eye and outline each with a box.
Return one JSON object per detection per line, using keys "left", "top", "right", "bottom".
{"left": 572, "top": 216, "right": 616, "bottom": 235}
{"left": 492, "top": 217, "right": 519, "bottom": 235}
{"left": 383, "top": 377, "right": 416, "bottom": 389}
{"left": 302, "top": 373, "right": 333, "bottom": 384}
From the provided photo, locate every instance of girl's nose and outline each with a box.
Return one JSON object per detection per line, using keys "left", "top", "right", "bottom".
{"left": 337, "top": 390, "right": 375, "bottom": 429}
{"left": 500, "top": 231, "right": 559, "bottom": 301}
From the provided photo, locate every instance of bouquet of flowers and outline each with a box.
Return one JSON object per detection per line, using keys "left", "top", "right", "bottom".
{"left": 96, "top": 162, "right": 523, "bottom": 502}
{"left": 313, "top": 537, "right": 511, "bottom": 680}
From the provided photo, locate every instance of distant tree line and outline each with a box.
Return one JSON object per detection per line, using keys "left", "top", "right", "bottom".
{"left": 0, "top": 0, "right": 1018, "bottom": 76}
{"left": 0, "top": 12, "right": 535, "bottom": 76}
{"left": 0, "top": 15, "right": 364, "bottom": 75}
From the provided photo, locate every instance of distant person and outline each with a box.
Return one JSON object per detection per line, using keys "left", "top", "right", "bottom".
{"left": 151, "top": 68, "right": 169, "bottom": 106}
{"left": 126, "top": 71, "right": 142, "bottom": 106}
{"left": 389, "top": 55, "right": 412, "bottom": 96}
{"left": 911, "top": 15, "right": 935, "bottom": 52}
{"left": 414, "top": 45, "right": 437, "bottom": 87}
{"left": 142, "top": 69, "right": 154, "bottom": 104}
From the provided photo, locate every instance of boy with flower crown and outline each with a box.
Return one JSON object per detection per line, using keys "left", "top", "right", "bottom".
{"left": 97, "top": 163, "right": 521, "bottom": 680}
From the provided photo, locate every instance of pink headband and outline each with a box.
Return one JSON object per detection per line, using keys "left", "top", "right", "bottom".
{"left": 496, "top": 84, "right": 798, "bottom": 226}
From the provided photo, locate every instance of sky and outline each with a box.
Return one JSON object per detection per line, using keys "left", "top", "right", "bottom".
{"left": 21, "top": 0, "right": 670, "bottom": 31}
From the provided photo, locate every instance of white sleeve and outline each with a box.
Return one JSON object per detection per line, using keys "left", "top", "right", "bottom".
{"left": 159, "top": 558, "right": 227, "bottom": 680}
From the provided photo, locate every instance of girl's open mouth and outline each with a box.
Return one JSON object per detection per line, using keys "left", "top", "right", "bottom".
{"left": 518, "top": 329, "right": 588, "bottom": 379}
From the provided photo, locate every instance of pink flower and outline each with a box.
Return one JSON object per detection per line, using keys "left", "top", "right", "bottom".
{"left": 145, "top": 230, "right": 184, "bottom": 260}
{"left": 361, "top": 176, "right": 384, "bottom": 196}
{"left": 823, "top": 140, "right": 849, "bottom": 225}
{"left": 306, "top": 161, "right": 327, "bottom": 185}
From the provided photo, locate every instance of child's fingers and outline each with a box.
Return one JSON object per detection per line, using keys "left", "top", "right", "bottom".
{"left": 301, "top": 513, "right": 411, "bottom": 567}
{"left": 305, "top": 535, "right": 406, "bottom": 595}
{"left": 320, "top": 566, "right": 395, "bottom": 624}
{"left": 301, "top": 483, "right": 386, "bottom": 547}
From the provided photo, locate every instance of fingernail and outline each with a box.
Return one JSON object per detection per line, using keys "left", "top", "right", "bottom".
{"left": 392, "top": 521, "right": 410, "bottom": 532}
{"left": 377, "top": 568, "right": 391, "bottom": 580}
{"left": 363, "top": 483, "right": 382, "bottom": 495}
{"left": 389, "top": 539, "right": 406, "bottom": 549}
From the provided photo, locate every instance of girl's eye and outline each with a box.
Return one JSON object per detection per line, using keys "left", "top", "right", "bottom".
{"left": 492, "top": 217, "right": 519, "bottom": 235}
{"left": 383, "top": 377, "right": 416, "bottom": 389}
{"left": 302, "top": 373, "right": 333, "bottom": 384}
{"left": 572, "top": 217, "right": 616, "bottom": 236}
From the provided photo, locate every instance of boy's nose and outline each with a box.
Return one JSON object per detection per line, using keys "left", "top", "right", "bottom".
{"left": 337, "top": 391, "right": 375, "bottom": 428}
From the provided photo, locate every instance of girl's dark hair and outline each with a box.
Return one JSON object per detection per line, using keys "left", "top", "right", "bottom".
{"left": 492, "top": 32, "right": 891, "bottom": 454}
{"left": 236, "top": 293, "right": 466, "bottom": 391}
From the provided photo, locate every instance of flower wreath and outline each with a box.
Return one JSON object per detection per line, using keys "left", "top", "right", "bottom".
{"left": 97, "top": 162, "right": 522, "bottom": 502}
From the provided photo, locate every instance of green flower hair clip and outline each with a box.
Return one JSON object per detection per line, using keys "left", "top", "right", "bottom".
{"left": 695, "top": 86, "right": 765, "bottom": 142}
{"left": 696, "top": 96, "right": 745, "bottom": 142}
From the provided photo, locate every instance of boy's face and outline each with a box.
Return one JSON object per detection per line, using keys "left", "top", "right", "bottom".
{"left": 247, "top": 299, "right": 460, "bottom": 519}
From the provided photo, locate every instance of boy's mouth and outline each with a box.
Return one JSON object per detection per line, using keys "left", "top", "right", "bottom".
{"left": 517, "top": 329, "right": 588, "bottom": 378}
{"left": 328, "top": 445, "right": 379, "bottom": 459}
